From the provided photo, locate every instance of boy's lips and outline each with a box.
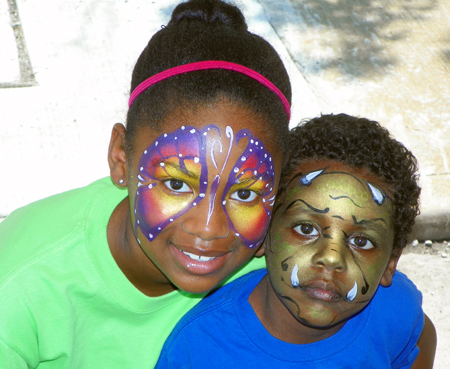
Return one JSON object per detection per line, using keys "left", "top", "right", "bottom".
{"left": 170, "top": 243, "right": 230, "bottom": 275}
{"left": 299, "top": 280, "right": 344, "bottom": 303}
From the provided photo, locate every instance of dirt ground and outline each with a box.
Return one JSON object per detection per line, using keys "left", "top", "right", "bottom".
{"left": 397, "top": 241, "right": 450, "bottom": 367}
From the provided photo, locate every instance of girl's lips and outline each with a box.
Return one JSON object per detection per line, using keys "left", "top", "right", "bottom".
{"left": 170, "top": 244, "right": 230, "bottom": 275}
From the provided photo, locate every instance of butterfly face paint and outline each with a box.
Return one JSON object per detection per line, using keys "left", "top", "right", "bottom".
{"left": 134, "top": 125, "right": 276, "bottom": 249}
{"left": 265, "top": 161, "right": 396, "bottom": 329}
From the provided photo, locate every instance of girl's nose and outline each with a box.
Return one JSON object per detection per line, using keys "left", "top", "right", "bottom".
{"left": 182, "top": 194, "right": 229, "bottom": 240}
{"left": 311, "top": 239, "right": 347, "bottom": 273}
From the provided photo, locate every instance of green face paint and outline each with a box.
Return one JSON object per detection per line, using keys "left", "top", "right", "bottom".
{"left": 266, "top": 161, "right": 396, "bottom": 329}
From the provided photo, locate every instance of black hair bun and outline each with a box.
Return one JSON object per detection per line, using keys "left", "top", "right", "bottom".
{"left": 168, "top": 0, "right": 247, "bottom": 31}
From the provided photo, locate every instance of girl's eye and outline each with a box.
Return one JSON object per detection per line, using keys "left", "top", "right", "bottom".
{"left": 163, "top": 179, "right": 192, "bottom": 193}
{"left": 293, "top": 223, "right": 319, "bottom": 237}
{"left": 230, "top": 189, "right": 258, "bottom": 202}
{"left": 349, "top": 236, "right": 374, "bottom": 250}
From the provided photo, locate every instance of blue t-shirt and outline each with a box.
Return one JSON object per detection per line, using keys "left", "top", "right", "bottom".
{"left": 156, "top": 269, "right": 423, "bottom": 368}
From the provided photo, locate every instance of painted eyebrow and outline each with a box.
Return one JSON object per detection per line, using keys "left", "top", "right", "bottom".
{"left": 352, "top": 215, "right": 388, "bottom": 231}
{"left": 162, "top": 161, "right": 200, "bottom": 180}
{"left": 329, "top": 195, "right": 363, "bottom": 208}
{"left": 285, "top": 198, "right": 329, "bottom": 214}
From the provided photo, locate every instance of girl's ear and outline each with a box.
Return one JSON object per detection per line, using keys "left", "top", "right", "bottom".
{"left": 380, "top": 250, "right": 402, "bottom": 287}
{"left": 255, "top": 243, "right": 265, "bottom": 257}
{"left": 108, "top": 123, "right": 128, "bottom": 187}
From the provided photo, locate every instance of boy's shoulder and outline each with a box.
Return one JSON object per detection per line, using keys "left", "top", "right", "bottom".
{"left": 166, "top": 269, "right": 265, "bottom": 338}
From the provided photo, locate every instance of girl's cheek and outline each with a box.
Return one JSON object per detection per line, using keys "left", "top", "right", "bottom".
{"left": 134, "top": 183, "right": 193, "bottom": 241}
{"left": 226, "top": 202, "right": 271, "bottom": 248}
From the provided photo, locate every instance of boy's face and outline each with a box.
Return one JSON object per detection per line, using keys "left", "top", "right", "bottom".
{"left": 265, "top": 160, "right": 398, "bottom": 329}
{"left": 126, "top": 101, "right": 281, "bottom": 294}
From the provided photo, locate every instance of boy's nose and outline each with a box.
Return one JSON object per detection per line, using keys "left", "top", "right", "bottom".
{"left": 311, "top": 239, "right": 347, "bottom": 273}
{"left": 181, "top": 193, "right": 230, "bottom": 241}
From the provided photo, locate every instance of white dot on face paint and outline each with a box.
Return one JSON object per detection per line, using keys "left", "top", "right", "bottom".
{"left": 158, "top": 227, "right": 161, "bottom": 230}
{"left": 140, "top": 167, "right": 143, "bottom": 171}
{"left": 148, "top": 184, "right": 153, "bottom": 189}
{"left": 181, "top": 126, "right": 185, "bottom": 130}
{"left": 222, "top": 200, "right": 226, "bottom": 205}
{"left": 155, "top": 141, "right": 158, "bottom": 146}
{"left": 235, "top": 233, "right": 240, "bottom": 237}
{"left": 194, "top": 157, "right": 199, "bottom": 163}
{"left": 160, "top": 163, "right": 165, "bottom": 167}
{"left": 149, "top": 233, "right": 153, "bottom": 239}
{"left": 193, "top": 202, "right": 197, "bottom": 206}
{"left": 175, "top": 137, "right": 177, "bottom": 140}
{"left": 170, "top": 219, "right": 173, "bottom": 222}
{"left": 241, "top": 156, "right": 246, "bottom": 161}
{"left": 190, "top": 129, "right": 196, "bottom": 134}
{"left": 234, "top": 167, "right": 239, "bottom": 173}
{"left": 179, "top": 154, "right": 182, "bottom": 157}
{"left": 199, "top": 193, "right": 205, "bottom": 198}
{"left": 144, "top": 150, "right": 147, "bottom": 154}
{"left": 256, "top": 141, "right": 259, "bottom": 145}
{"left": 137, "top": 220, "right": 140, "bottom": 224}
{"left": 164, "top": 133, "right": 167, "bottom": 137}
{"left": 251, "top": 139, "right": 254, "bottom": 143}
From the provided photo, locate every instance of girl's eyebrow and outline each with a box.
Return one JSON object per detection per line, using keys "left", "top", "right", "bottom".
{"left": 163, "top": 161, "right": 200, "bottom": 179}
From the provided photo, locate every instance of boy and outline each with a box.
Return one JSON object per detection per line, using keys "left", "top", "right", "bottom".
{"left": 155, "top": 114, "right": 436, "bottom": 368}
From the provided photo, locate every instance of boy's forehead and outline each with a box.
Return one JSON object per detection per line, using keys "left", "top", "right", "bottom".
{"left": 284, "top": 160, "right": 393, "bottom": 209}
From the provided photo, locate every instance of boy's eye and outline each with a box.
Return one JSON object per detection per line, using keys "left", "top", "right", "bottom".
{"left": 163, "top": 179, "right": 192, "bottom": 193}
{"left": 349, "top": 236, "right": 374, "bottom": 250}
{"left": 293, "top": 223, "right": 319, "bottom": 236}
{"left": 230, "top": 189, "right": 258, "bottom": 202}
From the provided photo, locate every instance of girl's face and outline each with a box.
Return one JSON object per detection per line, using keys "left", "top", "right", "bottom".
{"left": 127, "top": 102, "right": 282, "bottom": 294}
{"left": 266, "top": 160, "right": 398, "bottom": 329}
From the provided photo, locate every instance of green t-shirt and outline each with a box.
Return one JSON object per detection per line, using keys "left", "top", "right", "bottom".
{"left": 0, "top": 178, "right": 265, "bottom": 368}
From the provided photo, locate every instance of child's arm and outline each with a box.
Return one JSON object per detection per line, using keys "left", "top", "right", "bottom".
{"left": 411, "top": 313, "right": 437, "bottom": 369}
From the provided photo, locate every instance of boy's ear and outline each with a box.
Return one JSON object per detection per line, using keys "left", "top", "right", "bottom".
{"left": 108, "top": 123, "right": 128, "bottom": 187}
{"left": 380, "top": 249, "right": 402, "bottom": 287}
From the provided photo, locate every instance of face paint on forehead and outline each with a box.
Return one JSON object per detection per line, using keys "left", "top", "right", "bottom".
{"left": 298, "top": 169, "right": 387, "bottom": 206}
{"left": 134, "top": 125, "right": 209, "bottom": 243}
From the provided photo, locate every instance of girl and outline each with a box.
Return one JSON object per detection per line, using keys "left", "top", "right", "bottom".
{"left": 0, "top": 0, "right": 291, "bottom": 367}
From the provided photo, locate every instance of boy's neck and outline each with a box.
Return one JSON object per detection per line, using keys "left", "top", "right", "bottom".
{"left": 248, "top": 275, "right": 346, "bottom": 344}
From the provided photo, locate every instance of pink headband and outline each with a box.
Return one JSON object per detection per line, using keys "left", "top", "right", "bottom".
{"left": 128, "top": 60, "right": 290, "bottom": 119}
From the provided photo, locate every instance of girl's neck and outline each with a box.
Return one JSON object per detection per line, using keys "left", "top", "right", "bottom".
{"left": 107, "top": 197, "right": 177, "bottom": 297}
{"left": 248, "top": 275, "right": 344, "bottom": 344}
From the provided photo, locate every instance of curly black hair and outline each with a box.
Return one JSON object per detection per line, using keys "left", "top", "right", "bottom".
{"left": 284, "top": 113, "right": 420, "bottom": 255}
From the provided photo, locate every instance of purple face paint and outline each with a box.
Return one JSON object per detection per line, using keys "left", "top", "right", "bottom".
{"left": 134, "top": 125, "right": 277, "bottom": 249}
{"left": 134, "top": 125, "right": 209, "bottom": 242}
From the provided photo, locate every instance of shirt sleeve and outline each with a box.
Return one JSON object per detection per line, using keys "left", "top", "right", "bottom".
{"left": 390, "top": 272, "right": 424, "bottom": 369}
